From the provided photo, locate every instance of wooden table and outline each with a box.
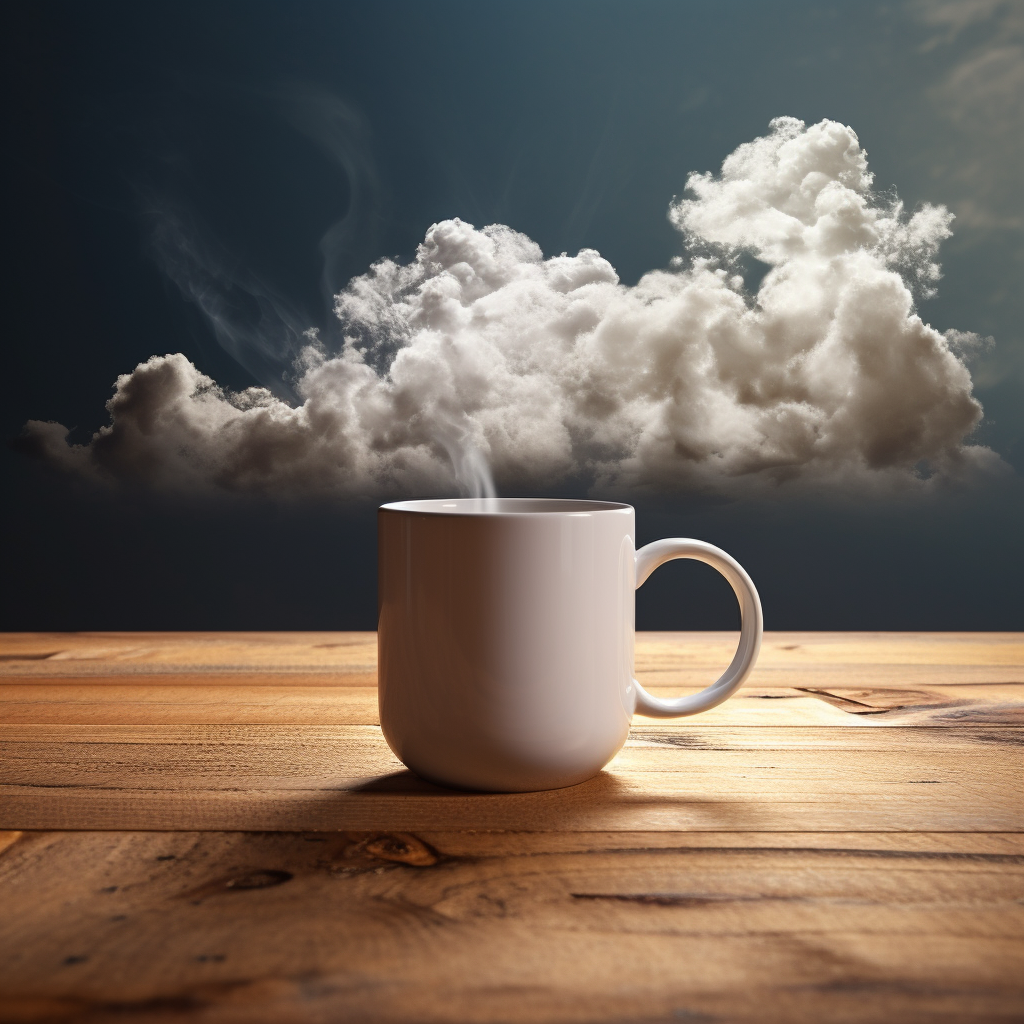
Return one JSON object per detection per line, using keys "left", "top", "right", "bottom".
{"left": 0, "top": 632, "right": 1021, "bottom": 1023}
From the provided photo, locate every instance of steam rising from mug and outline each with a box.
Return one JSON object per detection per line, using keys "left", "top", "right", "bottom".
{"left": 25, "top": 117, "right": 999, "bottom": 497}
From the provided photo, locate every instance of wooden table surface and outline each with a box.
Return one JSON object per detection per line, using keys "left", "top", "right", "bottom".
{"left": 0, "top": 631, "right": 1021, "bottom": 1023}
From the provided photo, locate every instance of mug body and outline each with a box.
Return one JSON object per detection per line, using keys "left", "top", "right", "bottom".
{"left": 378, "top": 498, "right": 637, "bottom": 791}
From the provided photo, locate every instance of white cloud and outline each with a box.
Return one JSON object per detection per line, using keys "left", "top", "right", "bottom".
{"left": 25, "top": 117, "right": 1000, "bottom": 498}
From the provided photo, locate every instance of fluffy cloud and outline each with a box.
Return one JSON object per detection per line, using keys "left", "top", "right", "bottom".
{"left": 25, "top": 117, "right": 998, "bottom": 498}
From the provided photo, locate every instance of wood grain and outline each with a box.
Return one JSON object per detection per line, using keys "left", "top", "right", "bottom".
{"left": 3, "top": 682, "right": 1021, "bottom": 725}
{"left": 2, "top": 724, "right": 1020, "bottom": 832}
{"left": 3, "top": 632, "right": 1021, "bottom": 685}
{"left": 0, "top": 632, "right": 1022, "bottom": 1022}
{"left": 1, "top": 632, "right": 1022, "bottom": 832}
{"left": 0, "top": 829, "right": 1021, "bottom": 1023}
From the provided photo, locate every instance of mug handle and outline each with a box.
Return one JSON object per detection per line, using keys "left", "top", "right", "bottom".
{"left": 632, "top": 539, "right": 763, "bottom": 718}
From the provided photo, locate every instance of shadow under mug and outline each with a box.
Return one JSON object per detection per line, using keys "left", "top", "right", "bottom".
{"left": 378, "top": 498, "right": 762, "bottom": 792}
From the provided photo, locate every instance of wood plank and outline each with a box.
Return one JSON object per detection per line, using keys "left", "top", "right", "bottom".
{"left": 0, "top": 632, "right": 378, "bottom": 679}
{"left": 3, "top": 683, "right": 1022, "bottom": 726}
{"left": 0, "top": 685, "right": 383, "bottom": 724}
{"left": 0, "top": 631, "right": 378, "bottom": 666}
{"left": 649, "top": 664, "right": 1024, "bottom": 687}
{"left": 0, "top": 830, "right": 1021, "bottom": 1023}
{"left": 409, "top": 829, "right": 1024, "bottom": 856}
{"left": 0, "top": 671, "right": 377, "bottom": 686}
{"left": 6, "top": 665, "right": 1020, "bottom": 687}
{"left": 3, "top": 633, "right": 1020, "bottom": 690}
{"left": 1, "top": 631, "right": 1020, "bottom": 669}
{"left": 2, "top": 725, "right": 1020, "bottom": 832}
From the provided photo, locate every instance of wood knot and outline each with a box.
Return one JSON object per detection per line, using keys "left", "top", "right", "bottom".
{"left": 356, "top": 833, "right": 439, "bottom": 867}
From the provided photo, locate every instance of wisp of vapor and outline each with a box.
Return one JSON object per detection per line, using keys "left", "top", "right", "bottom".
{"left": 25, "top": 117, "right": 999, "bottom": 498}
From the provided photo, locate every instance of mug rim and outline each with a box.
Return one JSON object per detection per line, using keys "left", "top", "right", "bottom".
{"left": 379, "top": 497, "right": 633, "bottom": 516}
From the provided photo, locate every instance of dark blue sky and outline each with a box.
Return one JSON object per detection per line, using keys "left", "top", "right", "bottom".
{"left": 4, "top": 1, "right": 1022, "bottom": 630}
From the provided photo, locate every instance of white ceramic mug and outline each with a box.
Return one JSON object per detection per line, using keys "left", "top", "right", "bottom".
{"left": 378, "top": 498, "right": 762, "bottom": 792}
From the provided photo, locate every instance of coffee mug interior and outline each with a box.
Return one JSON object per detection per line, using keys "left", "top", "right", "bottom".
{"left": 382, "top": 497, "right": 631, "bottom": 515}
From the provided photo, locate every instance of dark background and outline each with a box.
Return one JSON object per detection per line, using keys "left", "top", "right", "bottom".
{"left": 4, "top": 0, "right": 1023, "bottom": 631}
